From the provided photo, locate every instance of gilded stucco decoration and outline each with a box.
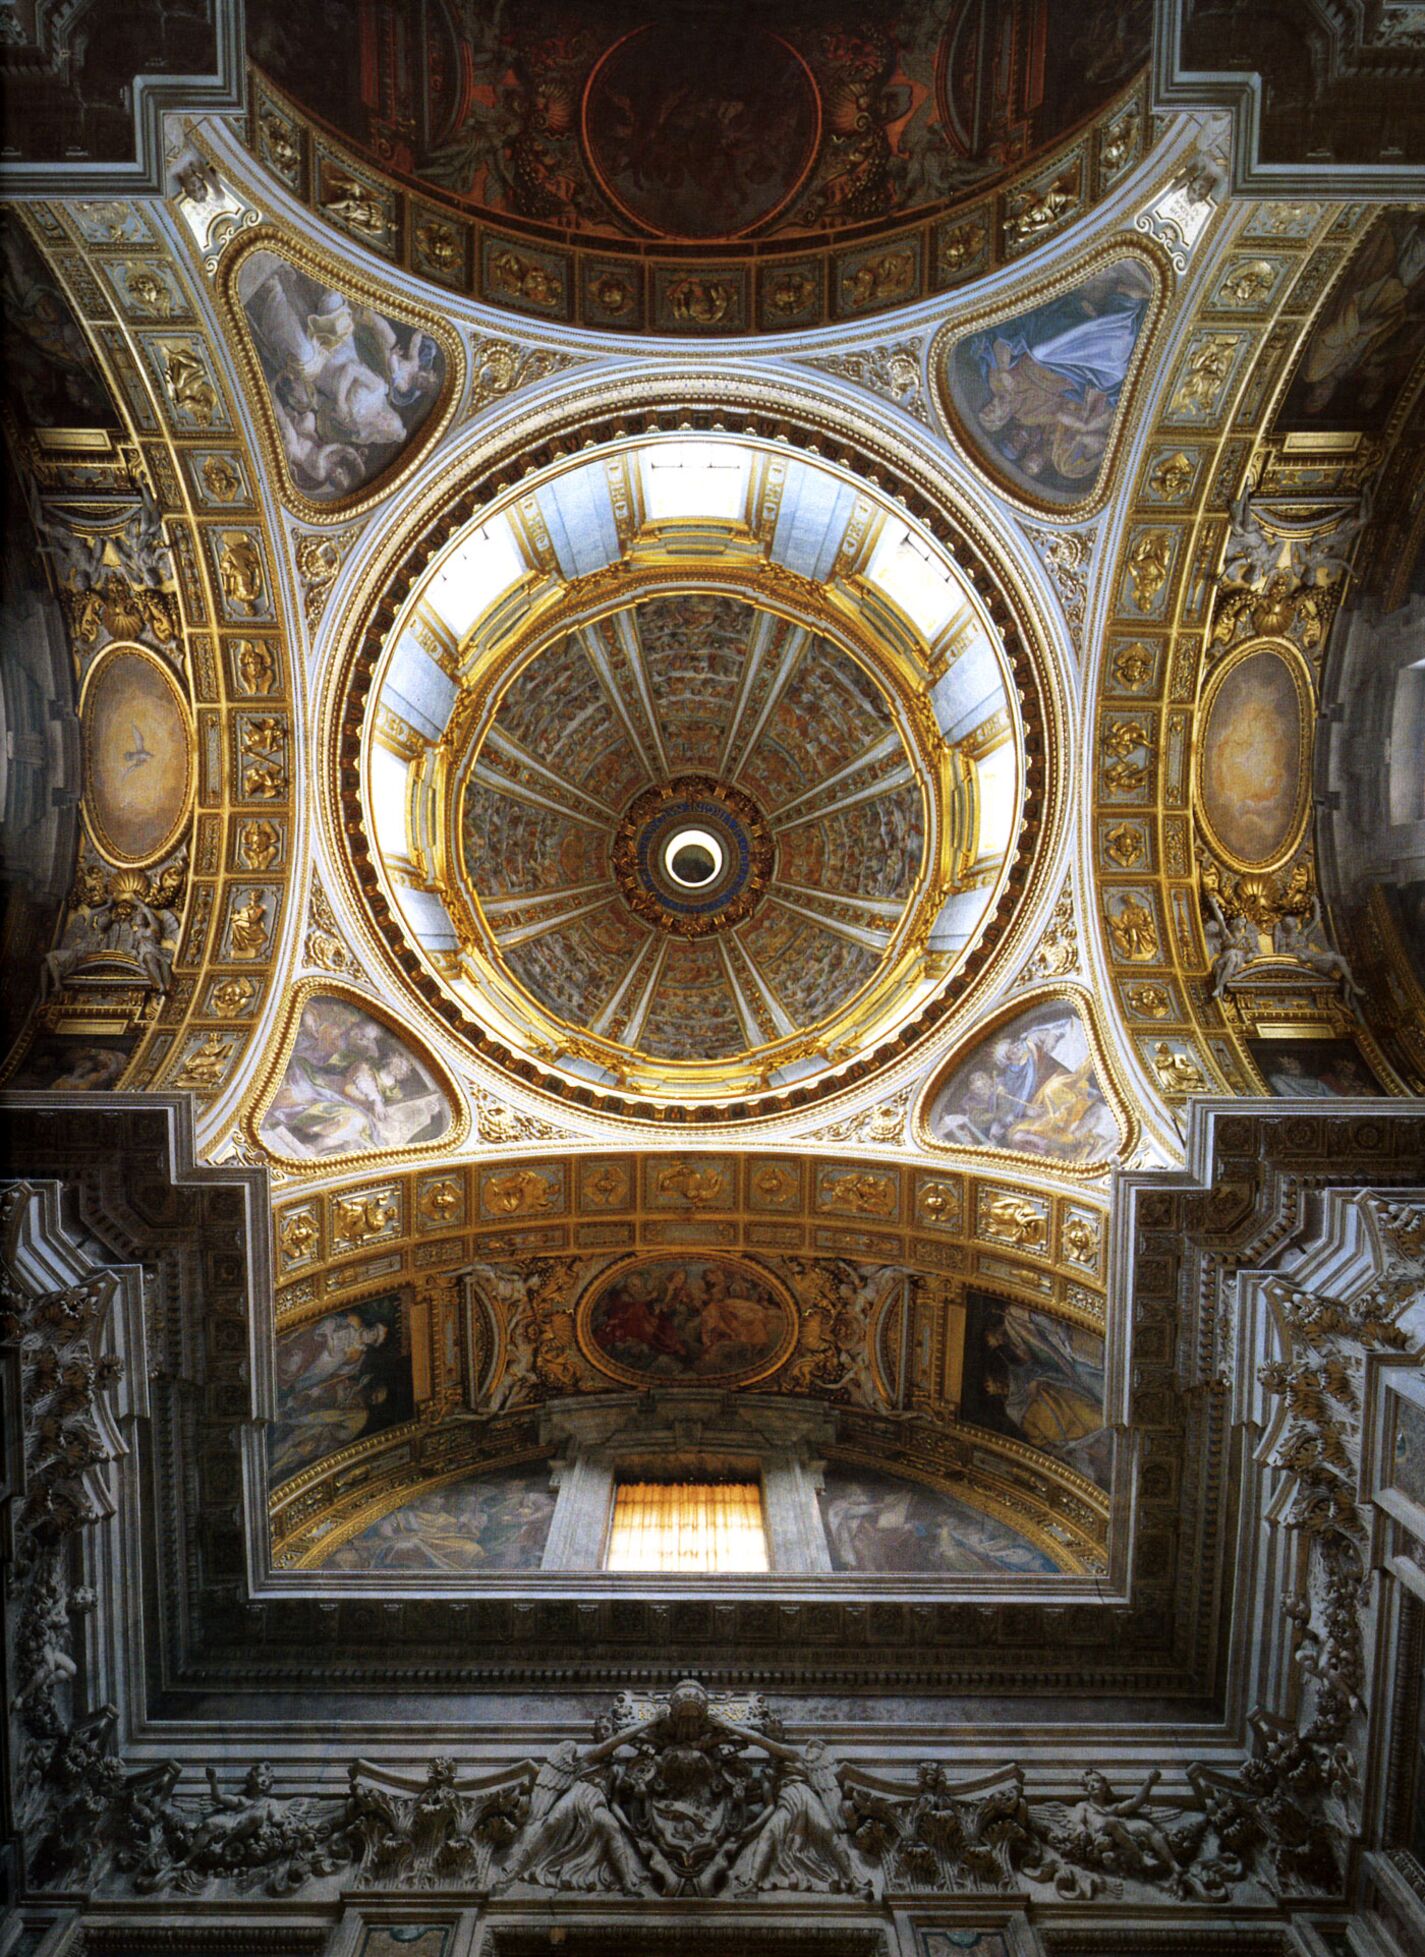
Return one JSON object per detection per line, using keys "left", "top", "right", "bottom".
{"left": 0, "top": 186, "right": 304, "bottom": 1104}
{"left": 266, "top": 1220, "right": 1112, "bottom": 1575}
{"left": 9, "top": 16, "right": 1425, "bottom": 1953}
{"left": 240, "top": 4, "right": 1153, "bottom": 337}
{"left": 1087, "top": 192, "right": 1423, "bottom": 1107}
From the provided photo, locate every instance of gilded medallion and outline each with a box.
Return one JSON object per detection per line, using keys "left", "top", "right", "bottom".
{"left": 80, "top": 642, "right": 193, "bottom": 868}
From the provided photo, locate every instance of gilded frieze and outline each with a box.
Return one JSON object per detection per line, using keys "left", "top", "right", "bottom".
{"left": 270, "top": 1149, "right": 1108, "bottom": 1344}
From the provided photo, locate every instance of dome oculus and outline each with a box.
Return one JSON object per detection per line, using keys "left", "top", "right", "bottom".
{"left": 666, "top": 831, "right": 722, "bottom": 888}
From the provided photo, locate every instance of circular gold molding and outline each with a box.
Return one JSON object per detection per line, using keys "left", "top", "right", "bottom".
{"left": 325, "top": 391, "right": 1066, "bottom": 1125}
{"left": 607, "top": 775, "right": 777, "bottom": 940}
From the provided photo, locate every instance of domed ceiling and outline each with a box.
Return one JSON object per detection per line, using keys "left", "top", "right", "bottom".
{"left": 245, "top": 0, "right": 1153, "bottom": 330}
{"left": 347, "top": 430, "right": 1048, "bottom": 1112}
{"left": 459, "top": 595, "right": 926, "bottom": 1065}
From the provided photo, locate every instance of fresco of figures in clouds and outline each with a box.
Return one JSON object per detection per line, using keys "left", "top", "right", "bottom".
{"left": 926, "top": 999, "right": 1119, "bottom": 1164}
{"left": 1279, "top": 212, "right": 1425, "bottom": 432}
{"left": 818, "top": 1464, "right": 1061, "bottom": 1575}
{"left": 585, "top": 1256, "right": 793, "bottom": 1386}
{"left": 259, "top": 995, "right": 452, "bottom": 1158}
{"left": 318, "top": 1464, "right": 557, "bottom": 1573}
{"left": 269, "top": 1294, "right": 413, "bottom": 1483}
{"left": 960, "top": 1292, "right": 1110, "bottom": 1488}
{"left": 236, "top": 249, "right": 445, "bottom": 500}
{"left": 945, "top": 258, "right": 1154, "bottom": 504}
{"left": 1197, "top": 644, "right": 1310, "bottom": 870}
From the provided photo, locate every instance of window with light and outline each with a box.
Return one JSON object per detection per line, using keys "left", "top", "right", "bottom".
{"left": 605, "top": 1481, "right": 769, "bottom": 1573}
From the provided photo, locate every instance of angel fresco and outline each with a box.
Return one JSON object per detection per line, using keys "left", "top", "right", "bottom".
{"left": 945, "top": 260, "right": 1154, "bottom": 504}
{"left": 961, "top": 1295, "right": 1110, "bottom": 1488}
{"left": 236, "top": 249, "right": 444, "bottom": 500}
{"left": 269, "top": 1295, "right": 413, "bottom": 1483}
{"left": 258, "top": 997, "right": 451, "bottom": 1160}
{"left": 927, "top": 1002, "right": 1119, "bottom": 1165}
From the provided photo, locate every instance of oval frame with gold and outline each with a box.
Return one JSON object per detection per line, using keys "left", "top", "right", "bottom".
{"left": 79, "top": 640, "right": 195, "bottom": 869}
{"left": 1193, "top": 635, "right": 1314, "bottom": 875}
{"left": 576, "top": 1252, "right": 799, "bottom": 1390}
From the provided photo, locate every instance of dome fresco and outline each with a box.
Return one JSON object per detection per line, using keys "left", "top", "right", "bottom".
{"left": 355, "top": 432, "right": 1037, "bottom": 1110}
{"left": 458, "top": 597, "right": 925, "bottom": 1063}
{"left": 245, "top": 0, "right": 1153, "bottom": 332}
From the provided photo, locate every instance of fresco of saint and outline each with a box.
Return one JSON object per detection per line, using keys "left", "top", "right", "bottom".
{"left": 1248, "top": 1039, "right": 1381, "bottom": 1099}
{"left": 259, "top": 996, "right": 451, "bottom": 1159}
{"left": 944, "top": 260, "right": 1154, "bottom": 503}
{"left": 320, "top": 1466, "right": 558, "bottom": 1573}
{"left": 586, "top": 1257, "right": 791, "bottom": 1384}
{"left": 1281, "top": 213, "right": 1425, "bottom": 430}
{"left": 961, "top": 1295, "right": 1110, "bottom": 1488}
{"left": 269, "top": 1295, "right": 412, "bottom": 1483}
{"left": 927, "top": 1002, "right": 1119, "bottom": 1164}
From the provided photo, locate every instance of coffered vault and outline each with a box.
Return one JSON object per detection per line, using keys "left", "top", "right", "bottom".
{"left": 1, "top": 6, "right": 1424, "bottom": 1956}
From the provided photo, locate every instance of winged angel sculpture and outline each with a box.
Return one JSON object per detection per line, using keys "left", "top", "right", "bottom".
{"left": 510, "top": 1678, "right": 865, "bottom": 1898}
{"left": 839, "top": 1759, "right": 1239, "bottom": 1902}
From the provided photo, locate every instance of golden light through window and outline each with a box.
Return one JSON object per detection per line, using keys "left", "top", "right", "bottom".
{"left": 606, "top": 1482, "right": 769, "bottom": 1573}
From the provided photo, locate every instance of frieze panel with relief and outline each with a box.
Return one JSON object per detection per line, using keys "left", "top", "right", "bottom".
{"left": 269, "top": 1149, "right": 1108, "bottom": 1333}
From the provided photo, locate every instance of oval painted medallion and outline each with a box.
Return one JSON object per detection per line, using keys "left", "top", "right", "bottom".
{"left": 581, "top": 1255, "right": 795, "bottom": 1387}
{"left": 1196, "top": 640, "right": 1311, "bottom": 871}
{"left": 81, "top": 642, "right": 193, "bottom": 866}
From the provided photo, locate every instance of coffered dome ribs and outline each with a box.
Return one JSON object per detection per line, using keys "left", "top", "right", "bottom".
{"left": 353, "top": 433, "right": 1044, "bottom": 1112}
